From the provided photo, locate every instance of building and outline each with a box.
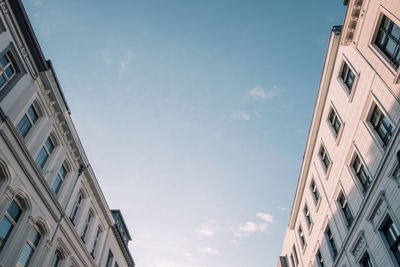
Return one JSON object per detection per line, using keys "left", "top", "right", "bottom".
{"left": 0, "top": 0, "right": 135, "bottom": 266}
{"left": 279, "top": 0, "right": 400, "bottom": 266}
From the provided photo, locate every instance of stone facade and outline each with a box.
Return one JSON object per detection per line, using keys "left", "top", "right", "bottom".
{"left": 0, "top": 0, "right": 134, "bottom": 266}
{"left": 279, "top": 0, "right": 400, "bottom": 266}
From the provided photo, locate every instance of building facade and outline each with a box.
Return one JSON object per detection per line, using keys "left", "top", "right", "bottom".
{"left": 0, "top": 0, "right": 135, "bottom": 266}
{"left": 279, "top": 0, "right": 400, "bottom": 266}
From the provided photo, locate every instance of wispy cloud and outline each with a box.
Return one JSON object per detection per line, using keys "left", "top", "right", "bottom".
{"left": 119, "top": 49, "right": 133, "bottom": 74}
{"left": 198, "top": 247, "right": 219, "bottom": 255}
{"left": 196, "top": 221, "right": 218, "bottom": 238}
{"left": 234, "top": 212, "right": 274, "bottom": 238}
{"left": 232, "top": 110, "right": 250, "bottom": 121}
{"left": 248, "top": 86, "right": 281, "bottom": 100}
{"left": 278, "top": 206, "right": 289, "bottom": 211}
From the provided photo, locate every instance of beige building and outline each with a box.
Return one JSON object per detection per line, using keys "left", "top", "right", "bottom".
{"left": 279, "top": 0, "right": 400, "bottom": 266}
{"left": 0, "top": 0, "right": 134, "bottom": 266}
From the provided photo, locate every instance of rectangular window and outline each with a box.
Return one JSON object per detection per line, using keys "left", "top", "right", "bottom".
{"left": 340, "top": 62, "right": 355, "bottom": 92}
{"left": 352, "top": 155, "right": 371, "bottom": 194}
{"left": 52, "top": 164, "right": 67, "bottom": 194}
{"left": 328, "top": 108, "right": 342, "bottom": 136}
{"left": 337, "top": 192, "right": 353, "bottom": 228}
{"left": 298, "top": 225, "right": 306, "bottom": 249}
{"left": 316, "top": 249, "right": 325, "bottom": 267}
{"left": 310, "top": 179, "right": 321, "bottom": 205}
{"left": 381, "top": 217, "right": 400, "bottom": 265}
{"left": 91, "top": 228, "right": 101, "bottom": 258}
{"left": 319, "top": 145, "right": 331, "bottom": 172}
{"left": 292, "top": 245, "right": 299, "bottom": 266}
{"left": 303, "top": 204, "right": 313, "bottom": 229}
{"left": 69, "top": 192, "right": 82, "bottom": 224}
{"left": 325, "top": 225, "right": 338, "bottom": 259}
{"left": 370, "top": 105, "right": 393, "bottom": 147}
{"left": 16, "top": 105, "right": 38, "bottom": 138}
{"left": 0, "top": 52, "right": 16, "bottom": 90}
{"left": 17, "top": 227, "right": 41, "bottom": 267}
{"left": 375, "top": 15, "right": 400, "bottom": 69}
{"left": 360, "top": 252, "right": 374, "bottom": 267}
{"left": 106, "top": 250, "right": 114, "bottom": 267}
{"left": 35, "top": 137, "right": 54, "bottom": 168}
{"left": 81, "top": 213, "right": 92, "bottom": 243}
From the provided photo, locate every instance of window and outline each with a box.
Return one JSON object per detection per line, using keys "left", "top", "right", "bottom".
{"left": 35, "top": 137, "right": 54, "bottom": 168}
{"left": 298, "top": 225, "right": 306, "bottom": 249}
{"left": 292, "top": 245, "right": 299, "bottom": 266}
{"left": 303, "top": 203, "right": 313, "bottom": 229}
{"left": 91, "top": 228, "right": 101, "bottom": 258}
{"left": 375, "top": 15, "right": 400, "bottom": 69}
{"left": 340, "top": 62, "right": 355, "bottom": 92}
{"left": 69, "top": 192, "right": 83, "bottom": 225}
{"left": 369, "top": 105, "right": 393, "bottom": 147}
{"left": 17, "top": 226, "right": 41, "bottom": 267}
{"left": 328, "top": 108, "right": 342, "bottom": 136}
{"left": 316, "top": 249, "right": 325, "bottom": 267}
{"left": 319, "top": 145, "right": 331, "bottom": 171}
{"left": 0, "top": 199, "right": 23, "bottom": 252}
{"left": 310, "top": 179, "right": 321, "bottom": 205}
{"left": 337, "top": 192, "right": 353, "bottom": 228}
{"left": 352, "top": 155, "right": 371, "bottom": 194}
{"left": 16, "top": 104, "right": 38, "bottom": 138}
{"left": 325, "top": 225, "right": 338, "bottom": 259}
{"left": 81, "top": 212, "right": 93, "bottom": 243}
{"left": 360, "top": 252, "right": 373, "bottom": 267}
{"left": 290, "top": 253, "right": 295, "bottom": 267}
{"left": 50, "top": 250, "right": 62, "bottom": 267}
{"left": 52, "top": 164, "right": 67, "bottom": 194}
{"left": 0, "top": 52, "right": 16, "bottom": 90}
{"left": 381, "top": 216, "right": 400, "bottom": 265}
{"left": 106, "top": 250, "right": 114, "bottom": 267}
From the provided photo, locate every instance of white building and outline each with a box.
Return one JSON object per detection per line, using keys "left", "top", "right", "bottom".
{"left": 0, "top": 0, "right": 135, "bottom": 266}
{"left": 279, "top": 0, "right": 400, "bottom": 266}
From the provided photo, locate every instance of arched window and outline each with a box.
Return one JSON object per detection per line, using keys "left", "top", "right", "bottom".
{"left": 0, "top": 198, "right": 24, "bottom": 252}
{"left": 52, "top": 162, "right": 68, "bottom": 194}
{"left": 90, "top": 226, "right": 102, "bottom": 258}
{"left": 16, "top": 100, "right": 43, "bottom": 138}
{"left": 17, "top": 224, "right": 42, "bottom": 266}
{"left": 69, "top": 191, "right": 83, "bottom": 225}
{"left": 81, "top": 210, "right": 93, "bottom": 243}
{"left": 50, "top": 249, "right": 63, "bottom": 267}
{"left": 36, "top": 133, "right": 57, "bottom": 169}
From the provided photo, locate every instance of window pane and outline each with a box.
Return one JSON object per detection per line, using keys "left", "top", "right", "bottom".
{"left": 45, "top": 138, "right": 54, "bottom": 153}
{"left": 29, "top": 228, "right": 41, "bottom": 246}
{"left": 52, "top": 176, "right": 62, "bottom": 194}
{"left": 0, "top": 217, "right": 12, "bottom": 248}
{"left": 385, "top": 38, "right": 397, "bottom": 56}
{"left": 4, "top": 65, "right": 13, "bottom": 78}
{"left": 36, "top": 147, "right": 49, "bottom": 168}
{"left": 17, "top": 243, "right": 34, "bottom": 267}
{"left": 16, "top": 115, "right": 32, "bottom": 138}
{"left": 0, "top": 55, "right": 8, "bottom": 68}
{"left": 8, "top": 200, "right": 22, "bottom": 222}
{"left": 0, "top": 74, "right": 6, "bottom": 88}
{"left": 59, "top": 165, "right": 67, "bottom": 178}
{"left": 27, "top": 105, "right": 38, "bottom": 123}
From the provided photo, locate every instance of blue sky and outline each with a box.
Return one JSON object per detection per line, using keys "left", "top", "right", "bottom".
{"left": 24, "top": 1, "right": 346, "bottom": 266}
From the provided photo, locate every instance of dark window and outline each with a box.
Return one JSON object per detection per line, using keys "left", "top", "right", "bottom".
{"left": 81, "top": 212, "right": 92, "bottom": 243}
{"left": 352, "top": 155, "right": 371, "bottom": 194}
{"left": 69, "top": 192, "right": 83, "bottom": 224}
{"left": 106, "top": 250, "right": 114, "bottom": 267}
{"left": 381, "top": 217, "right": 400, "bottom": 265}
{"left": 17, "top": 227, "right": 41, "bottom": 267}
{"left": 310, "top": 179, "right": 321, "bottom": 204}
{"left": 91, "top": 228, "right": 101, "bottom": 258}
{"left": 0, "top": 200, "right": 22, "bottom": 251}
{"left": 303, "top": 204, "right": 313, "bottom": 229}
{"left": 0, "top": 52, "right": 16, "bottom": 90}
{"left": 338, "top": 192, "right": 353, "bottom": 228}
{"left": 340, "top": 62, "right": 355, "bottom": 92}
{"left": 292, "top": 245, "right": 299, "bottom": 266}
{"left": 370, "top": 105, "right": 393, "bottom": 147}
{"left": 316, "top": 249, "right": 324, "bottom": 267}
{"left": 325, "top": 225, "right": 338, "bottom": 259}
{"left": 360, "top": 252, "right": 374, "bottom": 267}
{"left": 319, "top": 145, "right": 330, "bottom": 171}
{"left": 35, "top": 137, "right": 54, "bottom": 168}
{"left": 50, "top": 250, "right": 61, "bottom": 267}
{"left": 329, "top": 108, "right": 342, "bottom": 136}
{"left": 375, "top": 15, "right": 400, "bottom": 69}
{"left": 16, "top": 104, "right": 38, "bottom": 138}
{"left": 52, "top": 164, "right": 67, "bottom": 194}
{"left": 298, "top": 225, "right": 306, "bottom": 249}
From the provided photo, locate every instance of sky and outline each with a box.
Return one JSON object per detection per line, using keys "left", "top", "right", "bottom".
{"left": 23, "top": 1, "right": 346, "bottom": 266}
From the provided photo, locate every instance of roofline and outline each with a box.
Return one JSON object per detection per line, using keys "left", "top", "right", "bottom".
{"left": 8, "top": 0, "right": 48, "bottom": 72}
{"left": 288, "top": 27, "right": 342, "bottom": 229}
{"left": 111, "top": 209, "right": 133, "bottom": 240}
{"left": 47, "top": 60, "right": 71, "bottom": 113}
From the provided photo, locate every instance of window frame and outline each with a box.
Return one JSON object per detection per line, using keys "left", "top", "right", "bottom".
{"left": 52, "top": 163, "right": 67, "bottom": 195}
{"left": 351, "top": 153, "right": 372, "bottom": 195}
{"left": 310, "top": 178, "right": 321, "bottom": 210}
{"left": 0, "top": 199, "right": 23, "bottom": 252}
{"left": 319, "top": 143, "right": 331, "bottom": 174}
{"left": 297, "top": 224, "right": 306, "bottom": 251}
{"left": 16, "top": 104, "right": 39, "bottom": 139}
{"left": 368, "top": 103, "right": 393, "bottom": 149}
{"left": 337, "top": 58, "right": 358, "bottom": 101}
{"left": 0, "top": 44, "right": 25, "bottom": 102}
{"left": 35, "top": 136, "right": 55, "bottom": 169}
{"left": 380, "top": 216, "right": 400, "bottom": 265}
{"left": 327, "top": 104, "right": 344, "bottom": 143}
{"left": 81, "top": 211, "right": 93, "bottom": 243}
{"left": 325, "top": 225, "right": 338, "bottom": 260}
{"left": 303, "top": 203, "right": 313, "bottom": 231}
{"left": 69, "top": 191, "right": 83, "bottom": 225}
{"left": 316, "top": 249, "right": 325, "bottom": 267}
{"left": 337, "top": 191, "right": 354, "bottom": 229}
{"left": 374, "top": 14, "right": 400, "bottom": 70}
{"left": 17, "top": 226, "right": 42, "bottom": 267}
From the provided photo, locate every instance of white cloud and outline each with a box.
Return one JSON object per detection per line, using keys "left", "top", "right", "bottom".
{"left": 103, "top": 57, "right": 112, "bottom": 65}
{"left": 234, "top": 212, "right": 274, "bottom": 238}
{"left": 248, "top": 86, "right": 281, "bottom": 100}
{"left": 232, "top": 110, "right": 250, "bottom": 121}
{"left": 195, "top": 221, "right": 217, "bottom": 238}
{"left": 198, "top": 247, "right": 219, "bottom": 255}
{"left": 119, "top": 49, "right": 133, "bottom": 74}
{"left": 278, "top": 206, "right": 289, "bottom": 211}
